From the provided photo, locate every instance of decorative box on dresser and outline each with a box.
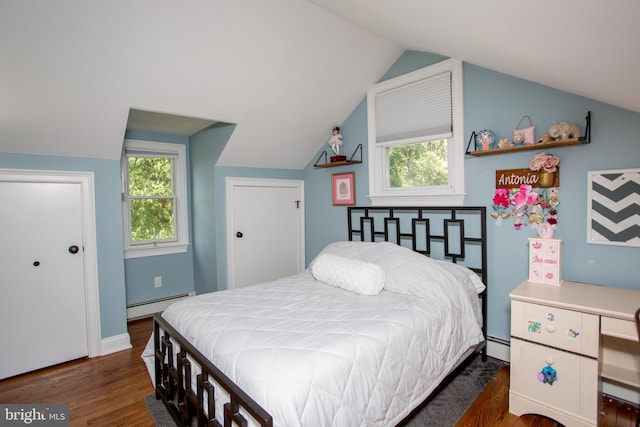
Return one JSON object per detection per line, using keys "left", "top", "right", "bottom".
{"left": 509, "top": 280, "right": 640, "bottom": 427}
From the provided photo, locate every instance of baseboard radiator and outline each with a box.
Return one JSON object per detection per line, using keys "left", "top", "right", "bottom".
{"left": 126, "top": 292, "right": 196, "bottom": 320}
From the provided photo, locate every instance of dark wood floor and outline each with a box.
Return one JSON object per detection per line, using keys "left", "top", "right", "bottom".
{"left": 0, "top": 318, "right": 637, "bottom": 426}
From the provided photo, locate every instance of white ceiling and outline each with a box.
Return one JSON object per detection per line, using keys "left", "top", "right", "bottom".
{"left": 1, "top": 1, "right": 638, "bottom": 169}
{"left": 311, "top": 0, "right": 640, "bottom": 115}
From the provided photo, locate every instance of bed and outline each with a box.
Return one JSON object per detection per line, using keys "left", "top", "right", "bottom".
{"left": 142, "top": 206, "right": 488, "bottom": 427}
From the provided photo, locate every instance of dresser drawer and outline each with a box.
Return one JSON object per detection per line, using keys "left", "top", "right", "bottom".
{"left": 511, "top": 300, "right": 599, "bottom": 357}
{"left": 510, "top": 338, "right": 598, "bottom": 423}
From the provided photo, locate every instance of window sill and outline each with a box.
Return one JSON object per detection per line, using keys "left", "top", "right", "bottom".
{"left": 368, "top": 193, "right": 466, "bottom": 207}
{"left": 124, "top": 243, "right": 190, "bottom": 259}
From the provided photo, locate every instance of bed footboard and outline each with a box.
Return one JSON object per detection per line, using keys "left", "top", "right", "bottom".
{"left": 153, "top": 313, "right": 273, "bottom": 427}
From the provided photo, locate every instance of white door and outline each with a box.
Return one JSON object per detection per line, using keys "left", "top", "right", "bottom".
{"left": 226, "top": 178, "right": 304, "bottom": 289}
{"left": 0, "top": 181, "right": 88, "bottom": 379}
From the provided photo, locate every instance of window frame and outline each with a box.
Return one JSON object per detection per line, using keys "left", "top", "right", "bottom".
{"left": 121, "top": 139, "right": 189, "bottom": 259}
{"left": 367, "top": 58, "right": 465, "bottom": 206}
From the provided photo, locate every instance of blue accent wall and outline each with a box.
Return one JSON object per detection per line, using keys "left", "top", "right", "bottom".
{"left": 122, "top": 131, "right": 195, "bottom": 306}
{"left": 304, "top": 50, "right": 640, "bottom": 341}
{"left": 2, "top": 49, "right": 638, "bottom": 345}
{"left": 190, "top": 124, "right": 235, "bottom": 295}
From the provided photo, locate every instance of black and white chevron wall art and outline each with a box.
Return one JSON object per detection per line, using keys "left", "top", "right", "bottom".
{"left": 587, "top": 168, "right": 640, "bottom": 247}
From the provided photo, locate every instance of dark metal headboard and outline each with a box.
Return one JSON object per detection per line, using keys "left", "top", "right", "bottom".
{"left": 348, "top": 206, "right": 488, "bottom": 357}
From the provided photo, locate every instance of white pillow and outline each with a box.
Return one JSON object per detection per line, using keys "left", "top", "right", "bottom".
{"left": 311, "top": 253, "right": 385, "bottom": 296}
{"left": 311, "top": 241, "right": 485, "bottom": 295}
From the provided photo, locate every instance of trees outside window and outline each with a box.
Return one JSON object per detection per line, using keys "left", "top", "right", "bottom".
{"left": 122, "top": 140, "right": 188, "bottom": 258}
{"left": 127, "top": 156, "right": 175, "bottom": 242}
{"left": 388, "top": 139, "right": 448, "bottom": 188}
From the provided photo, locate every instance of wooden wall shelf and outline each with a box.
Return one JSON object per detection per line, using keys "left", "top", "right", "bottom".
{"left": 315, "top": 160, "right": 362, "bottom": 168}
{"left": 314, "top": 144, "right": 363, "bottom": 168}
{"left": 466, "top": 111, "right": 591, "bottom": 156}
{"left": 468, "top": 138, "right": 587, "bottom": 156}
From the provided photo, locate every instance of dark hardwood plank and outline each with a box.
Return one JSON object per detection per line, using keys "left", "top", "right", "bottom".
{"left": 456, "top": 365, "right": 561, "bottom": 427}
{"left": 457, "top": 364, "right": 640, "bottom": 427}
{"left": 1, "top": 317, "right": 637, "bottom": 426}
{"left": 0, "top": 318, "right": 155, "bottom": 427}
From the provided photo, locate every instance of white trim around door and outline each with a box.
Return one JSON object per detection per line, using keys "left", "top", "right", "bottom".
{"left": 226, "top": 177, "right": 305, "bottom": 290}
{"left": 0, "top": 169, "right": 102, "bottom": 358}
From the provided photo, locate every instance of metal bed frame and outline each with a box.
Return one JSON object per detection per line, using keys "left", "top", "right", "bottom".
{"left": 152, "top": 205, "right": 488, "bottom": 426}
{"left": 347, "top": 205, "right": 488, "bottom": 360}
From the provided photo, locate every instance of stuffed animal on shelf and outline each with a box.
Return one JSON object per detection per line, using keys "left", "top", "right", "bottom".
{"left": 548, "top": 122, "right": 580, "bottom": 140}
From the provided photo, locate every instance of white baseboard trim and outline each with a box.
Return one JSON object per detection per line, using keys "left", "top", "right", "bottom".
{"left": 100, "top": 332, "right": 132, "bottom": 356}
{"left": 126, "top": 291, "right": 196, "bottom": 320}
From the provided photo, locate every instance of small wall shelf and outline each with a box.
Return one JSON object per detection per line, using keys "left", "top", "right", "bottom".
{"left": 468, "top": 138, "right": 586, "bottom": 156}
{"left": 466, "top": 111, "right": 591, "bottom": 156}
{"left": 314, "top": 144, "right": 362, "bottom": 168}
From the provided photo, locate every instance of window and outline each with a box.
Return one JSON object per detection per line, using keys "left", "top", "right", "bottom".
{"left": 367, "top": 58, "right": 465, "bottom": 206}
{"left": 122, "top": 139, "right": 189, "bottom": 258}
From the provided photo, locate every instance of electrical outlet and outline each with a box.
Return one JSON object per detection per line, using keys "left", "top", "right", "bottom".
{"left": 154, "top": 276, "right": 162, "bottom": 288}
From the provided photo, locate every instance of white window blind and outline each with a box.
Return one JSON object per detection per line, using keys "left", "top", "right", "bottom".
{"left": 375, "top": 71, "right": 452, "bottom": 144}
{"left": 125, "top": 148, "right": 179, "bottom": 159}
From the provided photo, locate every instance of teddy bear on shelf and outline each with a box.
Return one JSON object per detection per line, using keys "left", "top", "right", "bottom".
{"left": 498, "top": 138, "right": 511, "bottom": 149}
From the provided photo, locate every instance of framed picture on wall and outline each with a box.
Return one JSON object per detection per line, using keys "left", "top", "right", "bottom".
{"left": 331, "top": 172, "right": 355, "bottom": 206}
{"left": 586, "top": 168, "right": 640, "bottom": 247}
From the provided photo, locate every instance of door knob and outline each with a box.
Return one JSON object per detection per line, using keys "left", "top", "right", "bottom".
{"left": 236, "top": 232, "right": 243, "bottom": 238}
{"left": 33, "top": 261, "right": 40, "bottom": 267}
{"left": 68, "top": 245, "right": 80, "bottom": 254}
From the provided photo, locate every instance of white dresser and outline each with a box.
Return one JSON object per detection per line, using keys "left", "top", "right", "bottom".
{"left": 509, "top": 280, "right": 640, "bottom": 426}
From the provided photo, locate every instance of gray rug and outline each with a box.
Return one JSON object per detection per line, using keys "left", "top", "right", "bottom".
{"left": 145, "top": 354, "right": 503, "bottom": 426}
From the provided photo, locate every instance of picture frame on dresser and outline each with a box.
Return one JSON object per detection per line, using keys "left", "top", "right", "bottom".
{"left": 586, "top": 168, "right": 640, "bottom": 247}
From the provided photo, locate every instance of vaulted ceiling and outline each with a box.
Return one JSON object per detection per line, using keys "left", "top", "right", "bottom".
{"left": 1, "top": 1, "right": 637, "bottom": 169}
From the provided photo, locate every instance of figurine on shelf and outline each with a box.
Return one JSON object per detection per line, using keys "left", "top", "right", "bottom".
{"left": 498, "top": 138, "right": 511, "bottom": 149}
{"left": 329, "top": 126, "right": 343, "bottom": 155}
{"left": 513, "top": 132, "right": 525, "bottom": 146}
{"left": 548, "top": 122, "right": 580, "bottom": 141}
{"left": 476, "top": 129, "right": 495, "bottom": 150}
{"left": 537, "top": 133, "right": 553, "bottom": 144}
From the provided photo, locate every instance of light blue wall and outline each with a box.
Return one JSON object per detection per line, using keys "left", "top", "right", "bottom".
{"left": 0, "top": 153, "right": 127, "bottom": 339}
{"left": 190, "top": 124, "right": 235, "bottom": 295}
{"left": 213, "top": 166, "right": 304, "bottom": 291}
{"left": 304, "top": 50, "right": 640, "bottom": 341}
{"left": 303, "top": 98, "right": 370, "bottom": 260}
{"left": 2, "top": 50, "right": 638, "bottom": 345}
{"left": 123, "top": 131, "right": 195, "bottom": 305}
{"left": 0, "top": 129, "right": 302, "bottom": 341}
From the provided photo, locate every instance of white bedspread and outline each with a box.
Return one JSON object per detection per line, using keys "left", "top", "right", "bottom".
{"left": 142, "top": 242, "right": 484, "bottom": 427}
